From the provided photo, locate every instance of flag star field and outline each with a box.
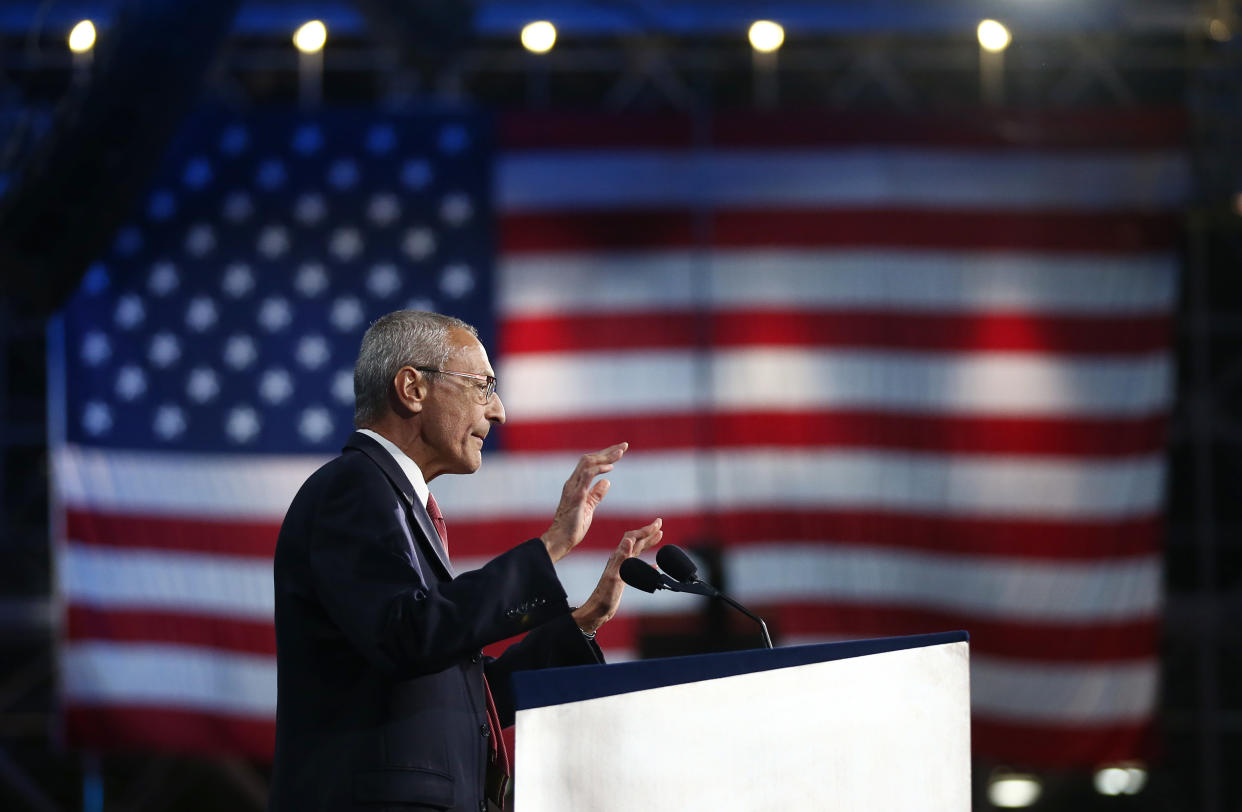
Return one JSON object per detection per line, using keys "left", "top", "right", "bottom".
{"left": 60, "top": 109, "right": 493, "bottom": 453}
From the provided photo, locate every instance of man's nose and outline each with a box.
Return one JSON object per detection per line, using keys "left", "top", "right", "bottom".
{"left": 487, "top": 392, "right": 506, "bottom": 425}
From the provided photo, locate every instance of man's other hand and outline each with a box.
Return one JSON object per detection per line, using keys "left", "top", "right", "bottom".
{"left": 541, "top": 442, "right": 627, "bottom": 563}
{"left": 572, "top": 518, "right": 663, "bottom": 635}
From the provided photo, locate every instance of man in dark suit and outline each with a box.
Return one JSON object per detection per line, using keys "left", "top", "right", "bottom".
{"left": 270, "top": 310, "right": 661, "bottom": 811}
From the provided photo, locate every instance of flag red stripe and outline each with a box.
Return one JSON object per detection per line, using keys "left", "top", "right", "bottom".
{"left": 65, "top": 509, "right": 1161, "bottom": 561}
{"left": 60, "top": 702, "right": 1149, "bottom": 767}
{"left": 65, "top": 705, "right": 274, "bottom": 761}
{"left": 500, "top": 110, "right": 1187, "bottom": 150}
{"left": 62, "top": 605, "right": 1149, "bottom": 664}
{"left": 972, "top": 718, "right": 1153, "bottom": 767}
{"left": 65, "top": 607, "right": 638, "bottom": 663}
{"left": 500, "top": 311, "right": 1173, "bottom": 356}
{"left": 618, "top": 611, "right": 1153, "bottom": 663}
{"left": 63, "top": 611, "right": 636, "bottom": 664}
{"left": 596, "top": 613, "right": 1157, "bottom": 665}
{"left": 450, "top": 513, "right": 1162, "bottom": 561}
{"left": 66, "top": 509, "right": 278, "bottom": 558}
{"left": 501, "top": 411, "right": 1168, "bottom": 457}
{"left": 66, "top": 606, "right": 276, "bottom": 655}
{"left": 763, "top": 603, "right": 1158, "bottom": 662}
{"left": 501, "top": 210, "right": 1179, "bottom": 253}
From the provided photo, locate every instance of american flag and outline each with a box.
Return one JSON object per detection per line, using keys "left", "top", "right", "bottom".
{"left": 52, "top": 107, "right": 1185, "bottom": 767}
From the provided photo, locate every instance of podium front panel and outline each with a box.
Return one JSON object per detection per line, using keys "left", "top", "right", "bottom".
{"left": 513, "top": 632, "right": 970, "bottom": 811}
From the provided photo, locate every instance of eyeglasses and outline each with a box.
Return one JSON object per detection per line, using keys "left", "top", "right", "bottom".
{"left": 415, "top": 367, "right": 497, "bottom": 404}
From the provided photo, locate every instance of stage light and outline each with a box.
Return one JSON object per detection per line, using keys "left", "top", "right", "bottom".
{"left": 1093, "top": 764, "right": 1147, "bottom": 796}
{"left": 68, "top": 20, "right": 96, "bottom": 53}
{"left": 521, "top": 21, "right": 557, "bottom": 53}
{"left": 748, "top": 20, "right": 785, "bottom": 53}
{"left": 1094, "top": 766, "right": 1128, "bottom": 796}
{"left": 293, "top": 20, "right": 327, "bottom": 54}
{"left": 977, "top": 19, "right": 1012, "bottom": 53}
{"left": 987, "top": 773, "right": 1041, "bottom": 807}
{"left": 1234, "top": 191, "right": 1242, "bottom": 216}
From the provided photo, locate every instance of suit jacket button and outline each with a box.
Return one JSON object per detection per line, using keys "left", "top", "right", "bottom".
{"left": 480, "top": 724, "right": 491, "bottom": 738}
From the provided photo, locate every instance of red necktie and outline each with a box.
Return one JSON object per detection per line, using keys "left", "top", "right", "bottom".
{"left": 425, "top": 492, "right": 449, "bottom": 558}
{"left": 425, "top": 493, "right": 511, "bottom": 786}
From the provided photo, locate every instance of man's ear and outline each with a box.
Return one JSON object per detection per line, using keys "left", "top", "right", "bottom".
{"left": 390, "top": 366, "right": 427, "bottom": 417}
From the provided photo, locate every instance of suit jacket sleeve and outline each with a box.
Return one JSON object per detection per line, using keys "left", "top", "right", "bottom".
{"left": 302, "top": 458, "right": 573, "bottom": 680}
{"left": 486, "top": 612, "right": 604, "bottom": 727}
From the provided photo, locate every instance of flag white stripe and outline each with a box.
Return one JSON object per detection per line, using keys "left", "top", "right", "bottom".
{"left": 58, "top": 546, "right": 696, "bottom": 621}
{"left": 61, "top": 640, "right": 1152, "bottom": 724}
{"left": 498, "top": 150, "right": 1188, "bottom": 211}
{"left": 56, "top": 445, "right": 323, "bottom": 520}
{"left": 725, "top": 545, "right": 1161, "bottom": 621}
{"left": 971, "top": 655, "right": 1157, "bottom": 723}
{"left": 62, "top": 543, "right": 275, "bottom": 620}
{"left": 57, "top": 446, "right": 1165, "bottom": 521}
{"left": 62, "top": 642, "right": 275, "bottom": 716}
{"left": 499, "top": 349, "right": 1172, "bottom": 418}
{"left": 780, "top": 637, "right": 1156, "bottom": 723}
{"left": 62, "top": 546, "right": 1156, "bottom": 625}
{"left": 499, "top": 251, "right": 1179, "bottom": 316}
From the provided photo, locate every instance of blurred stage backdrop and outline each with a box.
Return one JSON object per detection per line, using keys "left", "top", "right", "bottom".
{"left": 51, "top": 104, "right": 1184, "bottom": 768}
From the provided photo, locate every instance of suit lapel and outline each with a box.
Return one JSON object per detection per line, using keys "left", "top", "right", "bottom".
{"left": 344, "top": 431, "right": 455, "bottom": 579}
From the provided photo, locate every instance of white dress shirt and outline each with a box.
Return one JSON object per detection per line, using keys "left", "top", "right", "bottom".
{"left": 357, "top": 428, "right": 431, "bottom": 510}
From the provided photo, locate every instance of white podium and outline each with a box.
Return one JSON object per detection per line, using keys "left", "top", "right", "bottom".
{"left": 512, "top": 631, "right": 970, "bottom": 811}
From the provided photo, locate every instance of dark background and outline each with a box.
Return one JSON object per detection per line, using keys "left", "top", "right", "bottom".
{"left": 1, "top": 1, "right": 1240, "bottom": 809}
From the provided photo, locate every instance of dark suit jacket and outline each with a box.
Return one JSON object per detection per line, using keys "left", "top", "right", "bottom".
{"left": 270, "top": 431, "right": 602, "bottom": 811}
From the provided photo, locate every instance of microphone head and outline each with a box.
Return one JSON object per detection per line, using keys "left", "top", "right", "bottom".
{"left": 656, "top": 544, "right": 699, "bottom": 583}
{"left": 620, "top": 558, "right": 665, "bottom": 594}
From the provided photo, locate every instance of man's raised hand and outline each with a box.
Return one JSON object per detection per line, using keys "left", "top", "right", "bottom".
{"left": 540, "top": 442, "right": 628, "bottom": 563}
{"left": 572, "top": 518, "right": 663, "bottom": 635}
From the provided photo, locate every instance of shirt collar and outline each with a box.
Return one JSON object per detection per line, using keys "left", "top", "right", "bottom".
{"left": 356, "top": 428, "right": 431, "bottom": 509}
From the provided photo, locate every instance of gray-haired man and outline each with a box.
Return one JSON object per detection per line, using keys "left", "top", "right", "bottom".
{"left": 270, "top": 310, "right": 661, "bottom": 811}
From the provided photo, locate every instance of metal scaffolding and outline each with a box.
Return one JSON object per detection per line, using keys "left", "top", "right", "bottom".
{"left": 1, "top": 6, "right": 1241, "bottom": 808}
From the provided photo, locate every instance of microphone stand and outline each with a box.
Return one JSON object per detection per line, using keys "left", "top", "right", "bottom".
{"left": 624, "top": 552, "right": 774, "bottom": 649}
{"left": 693, "top": 581, "right": 771, "bottom": 650}
{"left": 717, "top": 592, "right": 773, "bottom": 649}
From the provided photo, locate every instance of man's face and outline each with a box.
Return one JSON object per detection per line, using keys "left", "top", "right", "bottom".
{"left": 418, "top": 328, "right": 505, "bottom": 479}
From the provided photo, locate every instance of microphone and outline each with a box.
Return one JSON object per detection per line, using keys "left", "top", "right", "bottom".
{"left": 619, "top": 558, "right": 666, "bottom": 594}
{"left": 655, "top": 544, "right": 773, "bottom": 649}
{"left": 619, "top": 557, "right": 716, "bottom": 597}
{"left": 656, "top": 545, "right": 704, "bottom": 587}
{"left": 616, "top": 561, "right": 715, "bottom": 598}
